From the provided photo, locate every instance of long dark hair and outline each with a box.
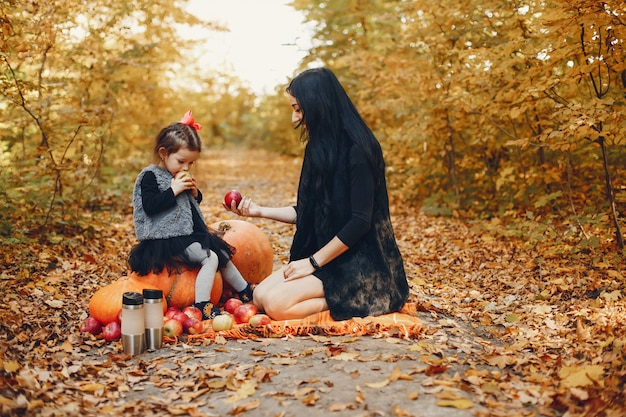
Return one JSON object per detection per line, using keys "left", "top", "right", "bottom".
{"left": 286, "top": 67, "right": 383, "bottom": 183}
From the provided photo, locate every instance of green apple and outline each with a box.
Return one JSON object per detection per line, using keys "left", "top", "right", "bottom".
{"left": 212, "top": 314, "right": 233, "bottom": 331}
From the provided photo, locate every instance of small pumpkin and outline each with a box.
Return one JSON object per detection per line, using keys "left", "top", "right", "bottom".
{"left": 131, "top": 268, "right": 222, "bottom": 309}
{"left": 209, "top": 220, "right": 274, "bottom": 284}
{"left": 88, "top": 275, "right": 166, "bottom": 325}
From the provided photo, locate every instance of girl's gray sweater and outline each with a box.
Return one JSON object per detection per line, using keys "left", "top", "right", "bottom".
{"left": 132, "top": 164, "right": 202, "bottom": 240}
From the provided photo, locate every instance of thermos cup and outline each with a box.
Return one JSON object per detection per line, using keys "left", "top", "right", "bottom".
{"left": 121, "top": 292, "right": 145, "bottom": 355}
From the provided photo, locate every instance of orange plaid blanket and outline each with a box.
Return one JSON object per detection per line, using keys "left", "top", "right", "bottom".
{"left": 185, "top": 303, "right": 424, "bottom": 342}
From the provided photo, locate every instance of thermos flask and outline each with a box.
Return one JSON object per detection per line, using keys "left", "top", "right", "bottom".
{"left": 142, "top": 288, "right": 164, "bottom": 350}
{"left": 121, "top": 292, "right": 145, "bottom": 355}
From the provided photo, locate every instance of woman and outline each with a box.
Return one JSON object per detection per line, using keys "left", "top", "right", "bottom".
{"left": 226, "top": 67, "right": 409, "bottom": 321}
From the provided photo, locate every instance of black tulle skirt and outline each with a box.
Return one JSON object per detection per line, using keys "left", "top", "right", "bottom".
{"left": 128, "top": 231, "right": 234, "bottom": 276}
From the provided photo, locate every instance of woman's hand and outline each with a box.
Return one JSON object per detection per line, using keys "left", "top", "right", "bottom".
{"left": 223, "top": 195, "right": 261, "bottom": 217}
{"left": 282, "top": 258, "right": 316, "bottom": 282}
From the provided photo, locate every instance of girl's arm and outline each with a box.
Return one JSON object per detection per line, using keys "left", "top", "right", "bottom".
{"left": 141, "top": 172, "right": 177, "bottom": 216}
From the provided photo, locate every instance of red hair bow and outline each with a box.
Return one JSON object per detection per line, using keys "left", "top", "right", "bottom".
{"left": 180, "top": 110, "right": 202, "bottom": 131}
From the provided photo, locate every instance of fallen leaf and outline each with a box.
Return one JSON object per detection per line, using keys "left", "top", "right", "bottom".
{"left": 505, "top": 313, "right": 519, "bottom": 323}
{"left": 570, "top": 387, "right": 589, "bottom": 401}
{"left": 2, "top": 360, "right": 21, "bottom": 373}
{"left": 425, "top": 364, "right": 448, "bottom": 376}
{"left": 79, "top": 383, "right": 106, "bottom": 393}
{"left": 45, "top": 299, "right": 64, "bottom": 309}
{"left": 365, "top": 379, "right": 390, "bottom": 389}
{"left": 436, "top": 398, "right": 474, "bottom": 409}
{"left": 559, "top": 364, "right": 604, "bottom": 388}
{"left": 228, "top": 399, "right": 261, "bottom": 414}
{"left": 330, "top": 352, "right": 360, "bottom": 361}
{"left": 329, "top": 402, "right": 357, "bottom": 411}
{"left": 392, "top": 404, "right": 413, "bottom": 416}
{"left": 226, "top": 379, "right": 257, "bottom": 403}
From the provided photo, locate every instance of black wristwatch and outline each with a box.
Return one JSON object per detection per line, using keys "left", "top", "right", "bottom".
{"left": 309, "top": 255, "right": 321, "bottom": 271}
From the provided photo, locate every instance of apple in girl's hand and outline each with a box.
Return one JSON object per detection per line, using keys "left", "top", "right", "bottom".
{"left": 163, "top": 318, "right": 184, "bottom": 337}
{"left": 102, "top": 321, "right": 121, "bottom": 342}
{"left": 80, "top": 316, "right": 102, "bottom": 335}
{"left": 233, "top": 303, "right": 258, "bottom": 324}
{"left": 248, "top": 314, "right": 271, "bottom": 327}
{"left": 224, "top": 298, "right": 243, "bottom": 314}
{"left": 224, "top": 190, "right": 242, "bottom": 207}
{"left": 212, "top": 314, "right": 234, "bottom": 331}
{"left": 183, "top": 316, "right": 204, "bottom": 335}
{"left": 176, "top": 171, "right": 192, "bottom": 180}
{"left": 182, "top": 306, "right": 203, "bottom": 321}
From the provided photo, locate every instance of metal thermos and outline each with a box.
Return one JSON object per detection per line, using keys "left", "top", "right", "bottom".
{"left": 142, "top": 289, "right": 164, "bottom": 350}
{"left": 121, "top": 292, "right": 145, "bottom": 355}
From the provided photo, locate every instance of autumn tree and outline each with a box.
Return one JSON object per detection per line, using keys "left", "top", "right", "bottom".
{"left": 283, "top": 0, "right": 625, "bottom": 250}
{"left": 0, "top": 0, "right": 243, "bottom": 236}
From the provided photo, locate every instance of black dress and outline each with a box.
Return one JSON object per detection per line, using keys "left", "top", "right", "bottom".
{"left": 128, "top": 171, "right": 233, "bottom": 276}
{"left": 290, "top": 140, "right": 409, "bottom": 321}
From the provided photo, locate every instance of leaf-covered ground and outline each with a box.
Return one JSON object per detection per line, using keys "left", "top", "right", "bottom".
{"left": 1, "top": 149, "right": 625, "bottom": 416}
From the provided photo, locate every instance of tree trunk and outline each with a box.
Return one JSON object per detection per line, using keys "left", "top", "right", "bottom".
{"left": 598, "top": 136, "right": 624, "bottom": 249}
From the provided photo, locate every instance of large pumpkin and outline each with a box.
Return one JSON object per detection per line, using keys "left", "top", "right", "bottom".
{"left": 131, "top": 268, "right": 222, "bottom": 309}
{"left": 209, "top": 219, "right": 274, "bottom": 284}
{"left": 88, "top": 275, "right": 166, "bottom": 325}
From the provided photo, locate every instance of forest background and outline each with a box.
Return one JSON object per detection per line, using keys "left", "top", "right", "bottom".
{"left": 2, "top": 0, "right": 626, "bottom": 261}
{"left": 2, "top": 0, "right": 626, "bottom": 415}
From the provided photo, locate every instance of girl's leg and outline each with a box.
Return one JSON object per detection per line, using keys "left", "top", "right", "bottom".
{"left": 253, "top": 269, "right": 327, "bottom": 320}
{"left": 220, "top": 260, "right": 253, "bottom": 302}
{"left": 184, "top": 243, "right": 220, "bottom": 319}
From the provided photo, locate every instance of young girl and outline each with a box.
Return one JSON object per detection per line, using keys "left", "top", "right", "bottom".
{"left": 128, "top": 110, "right": 253, "bottom": 320}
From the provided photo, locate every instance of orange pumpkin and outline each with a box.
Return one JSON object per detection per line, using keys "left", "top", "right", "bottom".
{"left": 131, "top": 268, "right": 222, "bottom": 309}
{"left": 209, "top": 220, "right": 274, "bottom": 284}
{"left": 88, "top": 275, "right": 166, "bottom": 325}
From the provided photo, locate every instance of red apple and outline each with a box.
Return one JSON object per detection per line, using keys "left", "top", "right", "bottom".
{"left": 224, "top": 190, "right": 242, "bottom": 207}
{"left": 248, "top": 314, "right": 271, "bottom": 327}
{"left": 165, "top": 306, "right": 180, "bottom": 320}
{"left": 163, "top": 318, "right": 183, "bottom": 338}
{"left": 80, "top": 316, "right": 102, "bottom": 335}
{"left": 224, "top": 298, "right": 243, "bottom": 314}
{"left": 212, "top": 314, "right": 234, "bottom": 331}
{"left": 102, "top": 321, "right": 121, "bottom": 342}
{"left": 183, "top": 316, "right": 204, "bottom": 335}
{"left": 170, "top": 311, "right": 188, "bottom": 324}
{"left": 182, "top": 306, "right": 203, "bottom": 321}
{"left": 233, "top": 303, "right": 258, "bottom": 324}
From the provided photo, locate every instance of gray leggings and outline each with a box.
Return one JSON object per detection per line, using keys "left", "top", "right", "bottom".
{"left": 184, "top": 242, "right": 247, "bottom": 302}
{"left": 184, "top": 243, "right": 219, "bottom": 303}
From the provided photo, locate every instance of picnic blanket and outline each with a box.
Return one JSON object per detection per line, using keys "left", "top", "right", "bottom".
{"left": 184, "top": 302, "right": 425, "bottom": 342}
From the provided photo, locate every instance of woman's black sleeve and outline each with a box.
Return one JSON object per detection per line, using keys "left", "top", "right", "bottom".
{"left": 336, "top": 146, "right": 375, "bottom": 247}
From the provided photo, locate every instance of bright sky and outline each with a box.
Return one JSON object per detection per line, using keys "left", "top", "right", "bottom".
{"left": 181, "top": 0, "right": 314, "bottom": 95}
